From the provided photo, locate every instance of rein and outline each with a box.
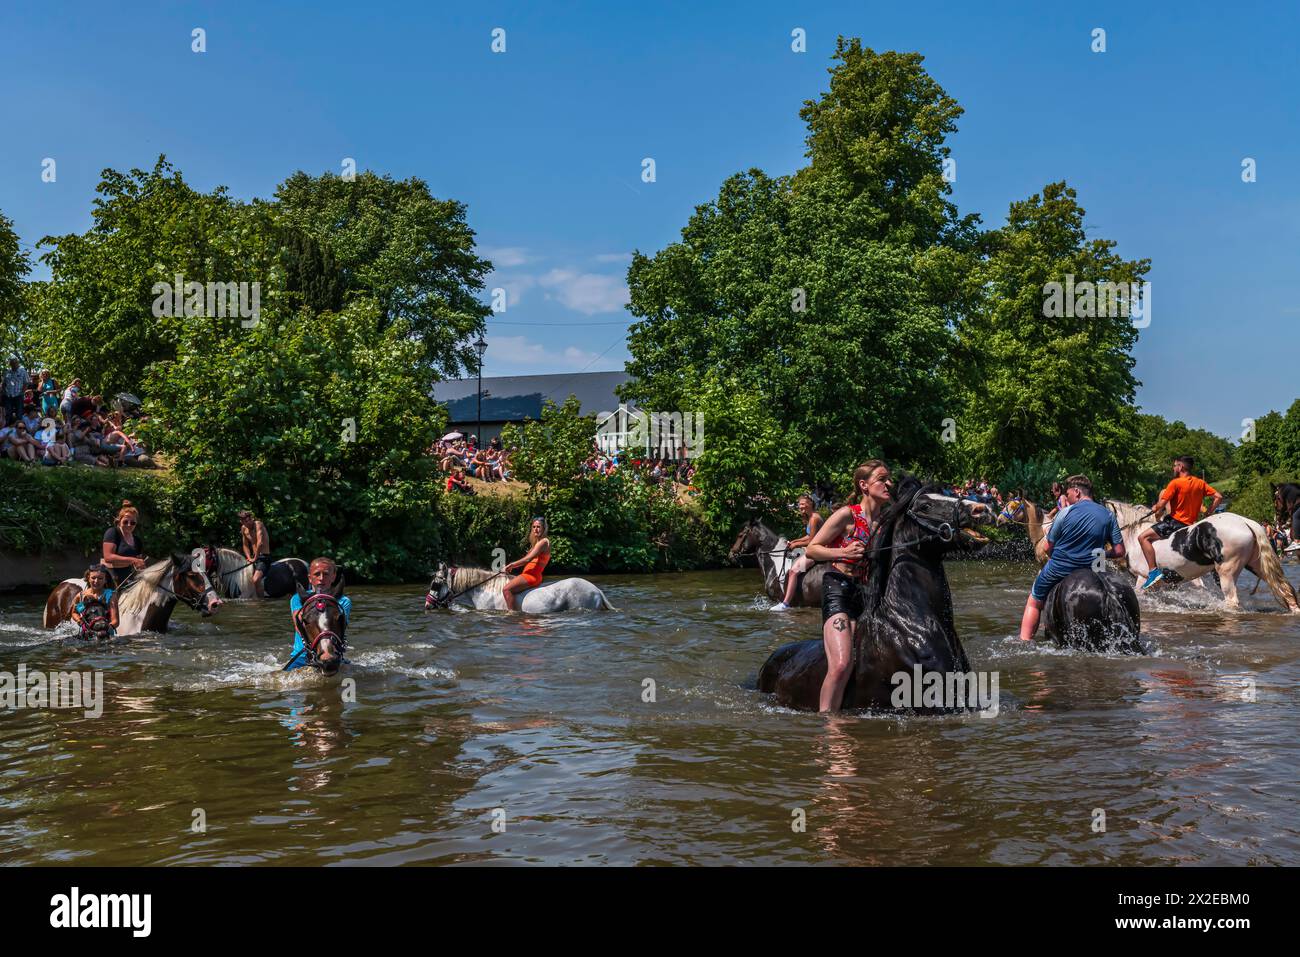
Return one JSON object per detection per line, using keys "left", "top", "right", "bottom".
{"left": 427, "top": 567, "right": 507, "bottom": 608}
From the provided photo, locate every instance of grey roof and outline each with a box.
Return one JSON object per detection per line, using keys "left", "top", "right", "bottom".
{"left": 434, "top": 370, "right": 635, "bottom": 424}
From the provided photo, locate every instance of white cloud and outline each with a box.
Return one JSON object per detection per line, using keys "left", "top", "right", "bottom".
{"left": 488, "top": 274, "right": 536, "bottom": 309}
{"left": 482, "top": 246, "right": 535, "bottom": 268}
{"left": 538, "top": 269, "right": 630, "bottom": 315}
{"left": 488, "top": 335, "right": 600, "bottom": 370}
{"left": 594, "top": 252, "right": 632, "bottom": 264}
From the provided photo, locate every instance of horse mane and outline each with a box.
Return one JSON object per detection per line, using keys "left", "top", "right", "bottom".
{"left": 115, "top": 557, "right": 173, "bottom": 618}
{"left": 1104, "top": 499, "right": 1152, "bottom": 532}
{"left": 453, "top": 566, "right": 506, "bottom": 595}
{"left": 863, "top": 474, "right": 933, "bottom": 614}
{"left": 217, "top": 547, "right": 248, "bottom": 573}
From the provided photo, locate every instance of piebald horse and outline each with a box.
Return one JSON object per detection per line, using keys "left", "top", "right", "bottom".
{"left": 195, "top": 546, "right": 309, "bottom": 599}
{"left": 1105, "top": 501, "right": 1299, "bottom": 613}
{"left": 424, "top": 562, "right": 616, "bottom": 612}
{"left": 43, "top": 554, "right": 223, "bottom": 636}
{"left": 727, "top": 518, "right": 827, "bottom": 607}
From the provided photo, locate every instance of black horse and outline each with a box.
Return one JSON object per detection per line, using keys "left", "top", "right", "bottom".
{"left": 1272, "top": 482, "right": 1300, "bottom": 541}
{"left": 1041, "top": 568, "right": 1143, "bottom": 653}
{"left": 728, "top": 518, "right": 828, "bottom": 607}
{"left": 756, "top": 477, "right": 992, "bottom": 712}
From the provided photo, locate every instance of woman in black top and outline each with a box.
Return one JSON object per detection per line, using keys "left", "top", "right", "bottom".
{"left": 102, "top": 500, "right": 147, "bottom": 587}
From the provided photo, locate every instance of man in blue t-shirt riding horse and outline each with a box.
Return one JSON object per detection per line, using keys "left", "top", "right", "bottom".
{"left": 1018, "top": 474, "right": 1126, "bottom": 641}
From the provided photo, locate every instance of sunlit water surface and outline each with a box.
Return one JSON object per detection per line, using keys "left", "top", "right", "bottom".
{"left": 2, "top": 560, "right": 1298, "bottom": 865}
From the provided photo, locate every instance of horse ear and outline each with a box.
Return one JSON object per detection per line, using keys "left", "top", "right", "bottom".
{"left": 330, "top": 573, "right": 345, "bottom": 597}
{"left": 295, "top": 583, "right": 309, "bottom": 602}
{"left": 172, "top": 552, "right": 190, "bottom": 570}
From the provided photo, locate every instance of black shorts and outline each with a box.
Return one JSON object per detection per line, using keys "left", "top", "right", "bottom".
{"left": 254, "top": 555, "right": 272, "bottom": 576}
{"left": 1151, "top": 517, "right": 1188, "bottom": 539}
{"left": 821, "top": 571, "right": 867, "bottom": 623}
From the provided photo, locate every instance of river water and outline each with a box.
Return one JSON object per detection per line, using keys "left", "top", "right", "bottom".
{"left": 2, "top": 559, "right": 1297, "bottom": 865}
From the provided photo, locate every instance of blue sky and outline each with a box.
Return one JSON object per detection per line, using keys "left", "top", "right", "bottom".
{"left": 2, "top": 1, "right": 1296, "bottom": 438}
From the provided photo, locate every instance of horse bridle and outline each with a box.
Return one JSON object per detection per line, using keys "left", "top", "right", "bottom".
{"left": 291, "top": 592, "right": 348, "bottom": 668}
{"left": 426, "top": 566, "right": 506, "bottom": 608}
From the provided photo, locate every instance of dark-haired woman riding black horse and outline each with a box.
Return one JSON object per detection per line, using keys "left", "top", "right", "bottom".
{"left": 757, "top": 474, "right": 993, "bottom": 713}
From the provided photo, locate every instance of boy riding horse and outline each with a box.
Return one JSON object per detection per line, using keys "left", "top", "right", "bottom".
{"left": 285, "top": 557, "right": 350, "bottom": 672}
{"left": 1139, "top": 456, "right": 1223, "bottom": 589}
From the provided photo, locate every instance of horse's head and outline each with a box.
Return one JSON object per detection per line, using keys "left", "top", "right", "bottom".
{"left": 996, "top": 498, "right": 1026, "bottom": 527}
{"left": 294, "top": 578, "right": 348, "bottom": 675}
{"left": 880, "top": 478, "right": 994, "bottom": 557}
{"left": 173, "top": 552, "right": 223, "bottom": 616}
{"left": 727, "top": 518, "right": 764, "bottom": 564}
{"left": 79, "top": 601, "right": 114, "bottom": 641}
{"left": 425, "top": 562, "right": 452, "bottom": 610}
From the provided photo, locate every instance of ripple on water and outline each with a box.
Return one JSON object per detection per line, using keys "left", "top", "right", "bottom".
{"left": 0, "top": 564, "right": 1298, "bottom": 865}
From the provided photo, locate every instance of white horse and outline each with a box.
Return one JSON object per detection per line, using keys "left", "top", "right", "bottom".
{"left": 1105, "top": 501, "right": 1298, "bottom": 612}
{"left": 424, "top": 562, "right": 616, "bottom": 612}
{"left": 194, "top": 546, "right": 309, "bottom": 599}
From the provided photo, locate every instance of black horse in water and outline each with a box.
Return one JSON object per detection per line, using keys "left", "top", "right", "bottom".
{"left": 757, "top": 477, "right": 992, "bottom": 713}
{"left": 1042, "top": 568, "right": 1142, "bottom": 653}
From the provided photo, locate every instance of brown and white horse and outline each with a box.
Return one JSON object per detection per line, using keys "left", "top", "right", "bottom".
{"left": 288, "top": 579, "right": 348, "bottom": 675}
{"left": 43, "top": 553, "right": 223, "bottom": 636}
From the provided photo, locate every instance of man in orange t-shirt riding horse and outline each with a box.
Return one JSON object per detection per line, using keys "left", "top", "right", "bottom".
{"left": 1139, "top": 455, "right": 1224, "bottom": 590}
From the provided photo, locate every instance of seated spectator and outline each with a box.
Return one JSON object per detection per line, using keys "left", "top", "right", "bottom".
{"left": 42, "top": 427, "right": 71, "bottom": 466}
{"left": 469, "top": 447, "right": 490, "bottom": 481}
{"left": 445, "top": 467, "right": 474, "bottom": 495}
{"left": 36, "top": 417, "right": 58, "bottom": 447}
{"left": 21, "top": 405, "right": 42, "bottom": 433}
{"left": 68, "top": 421, "right": 110, "bottom": 467}
{"left": 5, "top": 421, "right": 43, "bottom": 462}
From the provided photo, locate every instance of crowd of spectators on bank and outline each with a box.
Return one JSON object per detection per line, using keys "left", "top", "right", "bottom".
{"left": 2, "top": 357, "right": 153, "bottom": 468}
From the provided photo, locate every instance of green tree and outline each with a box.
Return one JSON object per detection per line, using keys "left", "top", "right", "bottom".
{"left": 272, "top": 170, "right": 492, "bottom": 377}
{"left": 142, "top": 300, "right": 446, "bottom": 579}
{"left": 27, "top": 157, "right": 277, "bottom": 396}
{"left": 952, "top": 182, "right": 1148, "bottom": 494}
{"left": 623, "top": 40, "right": 987, "bottom": 490}
{"left": 0, "top": 211, "right": 31, "bottom": 360}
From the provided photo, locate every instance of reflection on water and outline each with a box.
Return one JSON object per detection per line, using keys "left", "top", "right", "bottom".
{"left": 1, "top": 558, "right": 1298, "bottom": 865}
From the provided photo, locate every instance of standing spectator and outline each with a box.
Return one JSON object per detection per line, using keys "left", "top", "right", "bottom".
{"left": 38, "top": 370, "right": 60, "bottom": 418}
{"left": 60, "top": 378, "right": 82, "bottom": 427}
{"left": 3, "top": 357, "right": 27, "bottom": 426}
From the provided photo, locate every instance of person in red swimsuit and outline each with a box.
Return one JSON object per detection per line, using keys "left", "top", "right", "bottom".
{"left": 502, "top": 516, "right": 551, "bottom": 610}
{"left": 804, "top": 459, "right": 892, "bottom": 713}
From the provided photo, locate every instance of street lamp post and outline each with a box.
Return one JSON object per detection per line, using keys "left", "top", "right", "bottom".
{"left": 474, "top": 335, "right": 487, "bottom": 447}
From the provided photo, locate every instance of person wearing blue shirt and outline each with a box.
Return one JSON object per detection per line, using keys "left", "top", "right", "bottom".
{"left": 1018, "top": 474, "right": 1126, "bottom": 641}
{"left": 286, "top": 557, "right": 351, "bottom": 671}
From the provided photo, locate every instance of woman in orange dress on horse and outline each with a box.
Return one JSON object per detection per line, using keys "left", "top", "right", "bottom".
{"left": 502, "top": 516, "right": 551, "bottom": 610}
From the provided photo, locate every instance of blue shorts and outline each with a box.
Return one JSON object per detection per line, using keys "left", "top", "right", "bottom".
{"left": 1031, "top": 560, "right": 1085, "bottom": 601}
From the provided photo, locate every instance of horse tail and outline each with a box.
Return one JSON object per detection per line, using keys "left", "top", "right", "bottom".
{"left": 1249, "top": 521, "right": 1299, "bottom": 613}
{"left": 598, "top": 588, "right": 618, "bottom": 612}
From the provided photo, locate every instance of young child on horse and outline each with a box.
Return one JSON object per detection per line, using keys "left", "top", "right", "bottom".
{"left": 72, "top": 565, "right": 119, "bottom": 640}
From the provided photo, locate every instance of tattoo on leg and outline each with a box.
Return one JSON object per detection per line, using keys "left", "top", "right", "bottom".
{"left": 832, "top": 617, "right": 848, "bottom": 632}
